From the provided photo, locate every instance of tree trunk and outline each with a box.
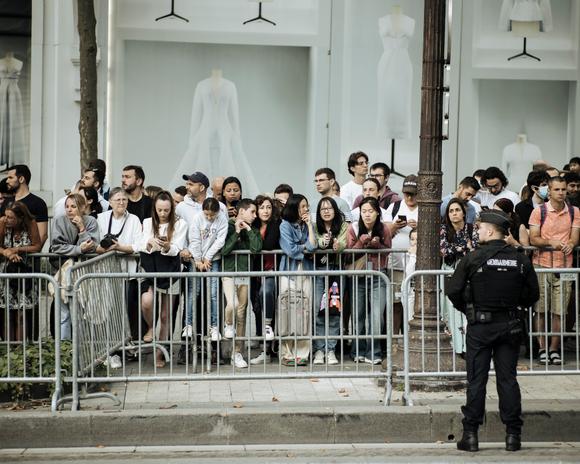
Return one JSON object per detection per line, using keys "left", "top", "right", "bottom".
{"left": 77, "top": 0, "right": 98, "bottom": 173}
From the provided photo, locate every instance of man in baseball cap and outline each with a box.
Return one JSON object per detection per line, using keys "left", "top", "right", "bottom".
{"left": 182, "top": 171, "right": 210, "bottom": 189}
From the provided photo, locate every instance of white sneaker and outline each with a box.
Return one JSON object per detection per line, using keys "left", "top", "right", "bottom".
{"left": 250, "top": 351, "right": 271, "bottom": 365}
{"left": 231, "top": 352, "right": 248, "bottom": 368}
{"left": 313, "top": 350, "right": 324, "bottom": 365}
{"left": 105, "top": 354, "right": 122, "bottom": 369}
{"left": 364, "top": 357, "right": 381, "bottom": 365}
{"left": 264, "top": 325, "right": 275, "bottom": 341}
{"left": 181, "top": 325, "right": 193, "bottom": 339}
{"left": 210, "top": 326, "right": 221, "bottom": 342}
{"left": 224, "top": 325, "right": 235, "bottom": 339}
{"left": 327, "top": 351, "right": 339, "bottom": 365}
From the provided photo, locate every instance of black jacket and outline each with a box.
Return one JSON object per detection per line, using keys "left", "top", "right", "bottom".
{"left": 445, "top": 239, "right": 539, "bottom": 313}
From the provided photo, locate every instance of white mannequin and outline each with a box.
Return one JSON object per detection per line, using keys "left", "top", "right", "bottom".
{"left": 502, "top": 134, "right": 542, "bottom": 191}
{"left": 170, "top": 70, "right": 260, "bottom": 196}
{"left": 499, "top": 0, "right": 552, "bottom": 32}
{"left": 376, "top": 6, "right": 415, "bottom": 140}
{"left": 0, "top": 51, "right": 26, "bottom": 167}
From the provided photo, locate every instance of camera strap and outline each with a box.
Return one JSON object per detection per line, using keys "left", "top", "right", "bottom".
{"left": 107, "top": 211, "right": 129, "bottom": 238}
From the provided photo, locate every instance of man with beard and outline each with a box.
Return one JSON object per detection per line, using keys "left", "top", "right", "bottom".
{"left": 440, "top": 176, "right": 481, "bottom": 224}
{"left": 564, "top": 171, "right": 580, "bottom": 208}
{"left": 122, "top": 165, "right": 152, "bottom": 223}
{"left": 53, "top": 167, "right": 109, "bottom": 217}
{"left": 476, "top": 167, "right": 520, "bottom": 209}
{"left": 2, "top": 164, "right": 48, "bottom": 246}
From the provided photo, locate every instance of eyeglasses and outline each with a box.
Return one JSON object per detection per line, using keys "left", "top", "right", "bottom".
{"left": 368, "top": 173, "right": 384, "bottom": 178}
{"left": 314, "top": 178, "right": 330, "bottom": 183}
{"left": 111, "top": 198, "right": 128, "bottom": 203}
{"left": 320, "top": 207, "right": 333, "bottom": 212}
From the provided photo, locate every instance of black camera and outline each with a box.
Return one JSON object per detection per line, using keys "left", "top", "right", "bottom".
{"left": 100, "top": 234, "right": 117, "bottom": 249}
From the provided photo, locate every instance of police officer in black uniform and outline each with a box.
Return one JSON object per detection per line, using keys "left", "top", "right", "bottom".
{"left": 446, "top": 210, "right": 539, "bottom": 452}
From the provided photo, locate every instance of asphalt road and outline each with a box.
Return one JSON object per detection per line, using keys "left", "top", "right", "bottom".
{"left": 2, "top": 443, "right": 580, "bottom": 463}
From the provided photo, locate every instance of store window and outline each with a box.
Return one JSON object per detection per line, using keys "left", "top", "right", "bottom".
{"left": 0, "top": 0, "right": 31, "bottom": 171}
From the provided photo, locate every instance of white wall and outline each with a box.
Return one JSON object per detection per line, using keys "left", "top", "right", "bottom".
{"left": 118, "top": 41, "right": 309, "bottom": 194}
{"left": 477, "top": 79, "right": 570, "bottom": 170}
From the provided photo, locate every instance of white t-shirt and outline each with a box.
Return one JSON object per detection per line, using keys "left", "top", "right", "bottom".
{"left": 340, "top": 180, "right": 364, "bottom": 210}
{"left": 96, "top": 210, "right": 143, "bottom": 273}
{"left": 476, "top": 188, "right": 520, "bottom": 209}
{"left": 384, "top": 200, "right": 419, "bottom": 270}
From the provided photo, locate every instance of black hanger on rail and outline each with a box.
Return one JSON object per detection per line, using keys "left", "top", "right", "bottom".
{"left": 155, "top": 0, "right": 189, "bottom": 23}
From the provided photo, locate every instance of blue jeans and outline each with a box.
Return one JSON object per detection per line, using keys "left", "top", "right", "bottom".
{"left": 350, "top": 274, "right": 386, "bottom": 361}
{"left": 185, "top": 260, "right": 221, "bottom": 328}
{"left": 313, "top": 273, "right": 342, "bottom": 352}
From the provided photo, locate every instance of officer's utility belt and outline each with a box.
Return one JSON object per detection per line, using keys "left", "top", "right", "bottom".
{"left": 471, "top": 309, "right": 518, "bottom": 324}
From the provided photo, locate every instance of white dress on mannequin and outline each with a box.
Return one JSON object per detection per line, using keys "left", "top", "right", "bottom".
{"left": 501, "top": 134, "right": 541, "bottom": 191}
{"left": 0, "top": 54, "right": 26, "bottom": 169}
{"left": 171, "top": 73, "right": 259, "bottom": 196}
{"left": 498, "top": 0, "right": 552, "bottom": 32}
{"left": 377, "top": 12, "right": 415, "bottom": 140}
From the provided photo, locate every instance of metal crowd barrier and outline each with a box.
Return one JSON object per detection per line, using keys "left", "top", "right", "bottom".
{"left": 0, "top": 272, "right": 63, "bottom": 413}
{"left": 401, "top": 267, "right": 580, "bottom": 406}
{"left": 55, "top": 248, "right": 401, "bottom": 410}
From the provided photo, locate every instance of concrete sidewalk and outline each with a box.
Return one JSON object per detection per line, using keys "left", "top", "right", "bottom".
{"left": 1, "top": 372, "right": 580, "bottom": 448}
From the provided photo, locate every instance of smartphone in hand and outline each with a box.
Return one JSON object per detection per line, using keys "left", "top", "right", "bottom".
{"left": 398, "top": 215, "right": 407, "bottom": 222}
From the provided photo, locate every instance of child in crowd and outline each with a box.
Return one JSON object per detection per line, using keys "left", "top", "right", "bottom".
{"left": 185, "top": 197, "right": 228, "bottom": 342}
{"left": 221, "top": 198, "right": 263, "bottom": 368}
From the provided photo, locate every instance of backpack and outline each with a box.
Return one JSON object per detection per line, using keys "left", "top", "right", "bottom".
{"left": 539, "top": 203, "right": 574, "bottom": 230}
{"left": 277, "top": 282, "right": 311, "bottom": 336}
{"left": 391, "top": 200, "right": 401, "bottom": 219}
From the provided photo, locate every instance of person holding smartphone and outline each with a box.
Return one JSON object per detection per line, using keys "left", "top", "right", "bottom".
{"left": 221, "top": 176, "right": 242, "bottom": 219}
{"left": 138, "top": 191, "right": 187, "bottom": 368}
{"left": 385, "top": 174, "right": 420, "bottom": 336}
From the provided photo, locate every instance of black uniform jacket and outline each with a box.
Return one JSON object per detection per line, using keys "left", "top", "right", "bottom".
{"left": 445, "top": 239, "right": 540, "bottom": 313}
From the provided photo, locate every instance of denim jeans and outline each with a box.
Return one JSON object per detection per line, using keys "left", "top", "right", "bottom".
{"left": 185, "top": 260, "right": 221, "bottom": 328}
{"left": 60, "top": 302, "right": 71, "bottom": 341}
{"left": 350, "top": 274, "right": 386, "bottom": 361}
{"left": 313, "top": 273, "right": 342, "bottom": 352}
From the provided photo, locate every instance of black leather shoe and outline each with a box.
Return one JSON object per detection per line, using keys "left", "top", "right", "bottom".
{"left": 176, "top": 345, "right": 187, "bottom": 365}
{"left": 211, "top": 351, "right": 225, "bottom": 365}
{"left": 457, "top": 431, "right": 479, "bottom": 452}
{"left": 505, "top": 433, "right": 521, "bottom": 452}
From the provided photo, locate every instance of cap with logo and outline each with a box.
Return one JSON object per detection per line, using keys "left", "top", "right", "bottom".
{"left": 402, "top": 175, "right": 418, "bottom": 194}
{"left": 182, "top": 171, "right": 210, "bottom": 188}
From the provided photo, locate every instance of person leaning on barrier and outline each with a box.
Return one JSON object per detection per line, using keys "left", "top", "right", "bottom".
{"left": 445, "top": 210, "right": 539, "bottom": 453}
{"left": 49, "top": 193, "right": 100, "bottom": 340}
{"left": 138, "top": 190, "right": 187, "bottom": 368}
{"left": 529, "top": 175, "right": 580, "bottom": 365}
{"left": 96, "top": 187, "right": 144, "bottom": 344}
{"left": 0, "top": 201, "right": 42, "bottom": 342}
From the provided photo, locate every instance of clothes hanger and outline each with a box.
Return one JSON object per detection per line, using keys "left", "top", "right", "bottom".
{"left": 155, "top": 0, "right": 189, "bottom": 23}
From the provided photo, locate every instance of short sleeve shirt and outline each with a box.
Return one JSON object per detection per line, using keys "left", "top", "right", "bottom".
{"left": 529, "top": 201, "right": 580, "bottom": 268}
{"left": 16, "top": 193, "right": 48, "bottom": 223}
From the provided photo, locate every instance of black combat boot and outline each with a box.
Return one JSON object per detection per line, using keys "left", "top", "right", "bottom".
{"left": 457, "top": 431, "right": 479, "bottom": 452}
{"left": 505, "top": 433, "right": 521, "bottom": 451}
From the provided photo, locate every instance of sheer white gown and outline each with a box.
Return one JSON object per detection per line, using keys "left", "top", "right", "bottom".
{"left": 0, "top": 57, "right": 26, "bottom": 168}
{"left": 376, "top": 14, "right": 415, "bottom": 141}
{"left": 171, "top": 77, "right": 259, "bottom": 196}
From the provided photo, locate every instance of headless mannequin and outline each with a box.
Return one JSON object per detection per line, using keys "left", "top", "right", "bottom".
{"left": 390, "top": 5, "right": 403, "bottom": 34}
{"left": 502, "top": 134, "right": 541, "bottom": 190}
{"left": 210, "top": 68, "right": 223, "bottom": 94}
{"left": 0, "top": 52, "right": 23, "bottom": 72}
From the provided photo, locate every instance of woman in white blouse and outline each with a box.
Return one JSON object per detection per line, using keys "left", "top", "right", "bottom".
{"left": 138, "top": 190, "right": 187, "bottom": 368}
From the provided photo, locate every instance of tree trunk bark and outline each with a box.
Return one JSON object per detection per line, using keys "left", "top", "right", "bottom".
{"left": 77, "top": 0, "right": 98, "bottom": 173}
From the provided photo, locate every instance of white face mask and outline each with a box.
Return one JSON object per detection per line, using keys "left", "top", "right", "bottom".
{"left": 537, "top": 185, "right": 549, "bottom": 200}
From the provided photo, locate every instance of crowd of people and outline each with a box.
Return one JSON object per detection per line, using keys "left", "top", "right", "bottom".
{"left": 0, "top": 152, "right": 578, "bottom": 369}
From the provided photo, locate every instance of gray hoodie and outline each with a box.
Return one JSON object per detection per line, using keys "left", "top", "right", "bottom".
{"left": 50, "top": 215, "right": 100, "bottom": 256}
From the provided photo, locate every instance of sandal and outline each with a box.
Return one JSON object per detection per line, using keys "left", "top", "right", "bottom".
{"left": 156, "top": 357, "right": 166, "bottom": 368}
{"left": 281, "top": 358, "right": 295, "bottom": 366}
{"left": 538, "top": 349, "right": 547, "bottom": 364}
{"left": 296, "top": 357, "right": 308, "bottom": 366}
{"left": 548, "top": 351, "right": 562, "bottom": 365}
{"left": 143, "top": 329, "right": 154, "bottom": 343}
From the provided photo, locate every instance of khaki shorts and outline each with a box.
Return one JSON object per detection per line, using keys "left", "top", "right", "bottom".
{"left": 536, "top": 268, "right": 572, "bottom": 317}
